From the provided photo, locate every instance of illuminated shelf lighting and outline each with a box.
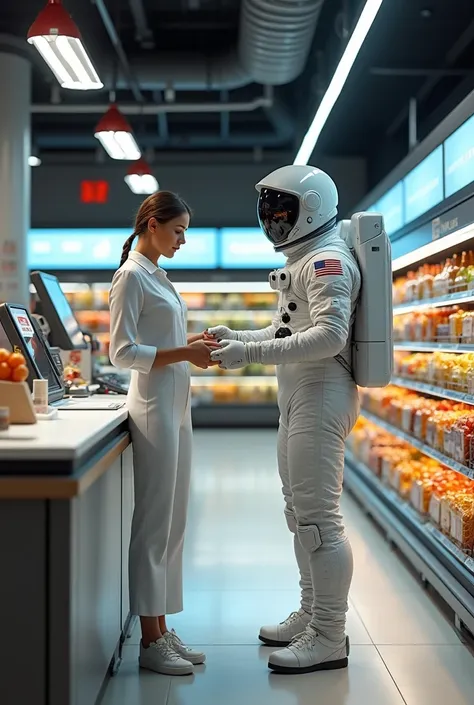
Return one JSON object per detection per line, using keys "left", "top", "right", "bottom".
{"left": 191, "top": 375, "right": 277, "bottom": 386}
{"left": 394, "top": 342, "right": 474, "bottom": 353}
{"left": 359, "top": 408, "right": 474, "bottom": 480}
{"left": 393, "top": 290, "right": 474, "bottom": 315}
{"left": 391, "top": 376, "right": 474, "bottom": 405}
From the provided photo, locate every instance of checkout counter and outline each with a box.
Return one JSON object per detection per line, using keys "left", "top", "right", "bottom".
{"left": 0, "top": 276, "right": 135, "bottom": 705}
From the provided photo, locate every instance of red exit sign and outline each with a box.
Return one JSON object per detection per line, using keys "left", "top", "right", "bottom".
{"left": 80, "top": 180, "right": 110, "bottom": 204}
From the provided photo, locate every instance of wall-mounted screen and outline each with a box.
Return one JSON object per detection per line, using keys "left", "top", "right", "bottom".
{"left": 373, "top": 182, "right": 404, "bottom": 236}
{"left": 444, "top": 114, "right": 474, "bottom": 198}
{"left": 220, "top": 228, "right": 286, "bottom": 269}
{"left": 404, "top": 146, "right": 444, "bottom": 224}
{"left": 28, "top": 228, "right": 218, "bottom": 270}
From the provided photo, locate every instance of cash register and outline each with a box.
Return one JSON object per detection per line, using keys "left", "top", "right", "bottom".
{"left": 31, "top": 271, "right": 130, "bottom": 397}
{"left": 0, "top": 301, "right": 126, "bottom": 411}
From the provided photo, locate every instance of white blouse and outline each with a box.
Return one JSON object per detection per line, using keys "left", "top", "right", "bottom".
{"left": 108, "top": 251, "right": 188, "bottom": 375}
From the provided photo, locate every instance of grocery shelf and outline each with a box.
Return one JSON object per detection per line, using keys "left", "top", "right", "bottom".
{"left": 359, "top": 408, "right": 474, "bottom": 480}
{"left": 393, "top": 290, "right": 474, "bottom": 315}
{"left": 391, "top": 376, "right": 474, "bottom": 405}
{"left": 191, "top": 375, "right": 277, "bottom": 386}
{"left": 344, "top": 452, "right": 474, "bottom": 633}
{"left": 191, "top": 402, "right": 278, "bottom": 428}
{"left": 394, "top": 342, "right": 474, "bottom": 353}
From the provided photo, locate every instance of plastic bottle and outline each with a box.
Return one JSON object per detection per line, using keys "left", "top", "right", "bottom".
{"left": 449, "top": 254, "right": 460, "bottom": 293}
{"left": 454, "top": 251, "right": 469, "bottom": 292}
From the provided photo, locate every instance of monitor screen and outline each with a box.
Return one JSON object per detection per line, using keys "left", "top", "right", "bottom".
{"left": 9, "top": 306, "right": 63, "bottom": 395}
{"left": 31, "top": 272, "right": 88, "bottom": 350}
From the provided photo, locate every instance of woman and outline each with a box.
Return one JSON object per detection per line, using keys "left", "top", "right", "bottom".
{"left": 109, "top": 191, "right": 219, "bottom": 676}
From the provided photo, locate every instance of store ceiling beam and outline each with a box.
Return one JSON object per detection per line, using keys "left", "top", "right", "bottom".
{"left": 31, "top": 88, "right": 274, "bottom": 115}
{"left": 386, "top": 19, "right": 474, "bottom": 137}
{"left": 91, "top": 0, "right": 144, "bottom": 102}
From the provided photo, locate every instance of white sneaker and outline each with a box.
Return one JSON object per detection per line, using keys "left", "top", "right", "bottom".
{"left": 139, "top": 637, "right": 194, "bottom": 676}
{"left": 164, "top": 630, "right": 206, "bottom": 665}
{"left": 259, "top": 609, "right": 311, "bottom": 646}
{"left": 268, "top": 627, "right": 350, "bottom": 674}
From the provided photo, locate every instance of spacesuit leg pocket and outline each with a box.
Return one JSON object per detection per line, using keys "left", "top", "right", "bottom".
{"left": 297, "top": 524, "right": 322, "bottom": 554}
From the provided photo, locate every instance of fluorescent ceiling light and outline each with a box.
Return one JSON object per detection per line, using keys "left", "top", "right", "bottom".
{"left": 29, "top": 156, "right": 42, "bottom": 167}
{"left": 392, "top": 223, "right": 474, "bottom": 272}
{"left": 94, "top": 105, "right": 141, "bottom": 160}
{"left": 294, "top": 0, "right": 385, "bottom": 165}
{"left": 27, "top": 1, "right": 103, "bottom": 90}
{"left": 125, "top": 173, "right": 159, "bottom": 194}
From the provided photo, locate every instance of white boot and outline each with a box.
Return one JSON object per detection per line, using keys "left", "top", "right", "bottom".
{"left": 139, "top": 637, "right": 194, "bottom": 676}
{"left": 259, "top": 609, "right": 311, "bottom": 647}
{"left": 268, "top": 627, "right": 350, "bottom": 674}
{"left": 164, "top": 630, "right": 206, "bottom": 665}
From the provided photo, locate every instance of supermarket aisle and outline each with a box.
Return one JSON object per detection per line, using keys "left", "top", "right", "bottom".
{"left": 102, "top": 430, "right": 474, "bottom": 705}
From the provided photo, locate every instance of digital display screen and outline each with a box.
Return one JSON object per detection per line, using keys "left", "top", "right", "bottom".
{"left": 404, "top": 146, "right": 444, "bottom": 224}
{"left": 38, "top": 274, "right": 88, "bottom": 349}
{"left": 220, "top": 228, "right": 286, "bottom": 269}
{"left": 444, "top": 114, "right": 474, "bottom": 198}
{"left": 162, "top": 229, "right": 218, "bottom": 269}
{"left": 9, "top": 307, "right": 62, "bottom": 392}
{"left": 28, "top": 228, "right": 218, "bottom": 270}
{"left": 373, "top": 182, "right": 404, "bottom": 236}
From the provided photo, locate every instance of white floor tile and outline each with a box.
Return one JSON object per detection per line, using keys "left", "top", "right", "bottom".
{"left": 102, "top": 429, "right": 474, "bottom": 705}
{"left": 167, "top": 646, "right": 404, "bottom": 705}
{"left": 378, "top": 645, "right": 474, "bottom": 705}
{"left": 127, "top": 591, "right": 371, "bottom": 646}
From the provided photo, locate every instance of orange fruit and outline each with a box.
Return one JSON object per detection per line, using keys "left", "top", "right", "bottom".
{"left": 0, "top": 362, "right": 12, "bottom": 380}
{"left": 8, "top": 352, "right": 26, "bottom": 369}
{"left": 0, "top": 349, "right": 10, "bottom": 364}
{"left": 11, "top": 364, "right": 29, "bottom": 382}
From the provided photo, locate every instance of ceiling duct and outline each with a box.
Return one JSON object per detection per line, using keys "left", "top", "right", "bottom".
{"left": 239, "top": 0, "right": 325, "bottom": 86}
{"left": 110, "top": 0, "right": 325, "bottom": 91}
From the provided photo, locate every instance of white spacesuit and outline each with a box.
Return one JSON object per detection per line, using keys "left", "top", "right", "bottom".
{"left": 210, "top": 165, "right": 361, "bottom": 675}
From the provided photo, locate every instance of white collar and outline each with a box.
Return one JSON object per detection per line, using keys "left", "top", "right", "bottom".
{"left": 128, "top": 250, "right": 159, "bottom": 274}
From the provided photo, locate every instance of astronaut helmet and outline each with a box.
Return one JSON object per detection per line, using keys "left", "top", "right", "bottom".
{"left": 255, "top": 165, "right": 338, "bottom": 251}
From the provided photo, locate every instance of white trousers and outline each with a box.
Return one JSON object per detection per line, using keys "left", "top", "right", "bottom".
{"left": 277, "top": 369, "right": 359, "bottom": 640}
{"left": 128, "top": 368, "right": 192, "bottom": 616}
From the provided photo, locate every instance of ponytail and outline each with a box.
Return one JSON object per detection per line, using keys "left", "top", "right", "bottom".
{"left": 119, "top": 191, "right": 192, "bottom": 269}
{"left": 119, "top": 234, "right": 136, "bottom": 268}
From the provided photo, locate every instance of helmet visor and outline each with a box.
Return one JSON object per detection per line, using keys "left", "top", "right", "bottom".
{"left": 257, "top": 188, "right": 299, "bottom": 245}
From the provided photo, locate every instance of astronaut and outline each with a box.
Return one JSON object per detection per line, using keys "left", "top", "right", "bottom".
{"left": 210, "top": 165, "right": 361, "bottom": 675}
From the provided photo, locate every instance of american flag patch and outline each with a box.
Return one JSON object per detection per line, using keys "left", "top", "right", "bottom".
{"left": 314, "top": 259, "right": 343, "bottom": 277}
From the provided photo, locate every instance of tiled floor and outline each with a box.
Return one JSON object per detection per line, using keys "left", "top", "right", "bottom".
{"left": 101, "top": 429, "right": 474, "bottom": 705}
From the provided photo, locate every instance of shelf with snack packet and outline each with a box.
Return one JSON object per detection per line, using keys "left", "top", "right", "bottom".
{"left": 344, "top": 418, "right": 474, "bottom": 633}
{"left": 358, "top": 385, "right": 474, "bottom": 480}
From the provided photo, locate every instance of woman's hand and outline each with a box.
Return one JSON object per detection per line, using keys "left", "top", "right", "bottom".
{"left": 187, "top": 332, "right": 207, "bottom": 345}
{"left": 186, "top": 340, "right": 221, "bottom": 369}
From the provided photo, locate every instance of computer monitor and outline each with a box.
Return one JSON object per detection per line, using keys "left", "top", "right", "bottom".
{"left": 30, "top": 271, "right": 88, "bottom": 351}
{"left": 0, "top": 303, "right": 64, "bottom": 403}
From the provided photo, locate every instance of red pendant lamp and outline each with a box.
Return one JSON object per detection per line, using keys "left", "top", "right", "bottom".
{"left": 94, "top": 104, "right": 142, "bottom": 161}
{"left": 27, "top": 0, "right": 103, "bottom": 90}
{"left": 125, "top": 159, "right": 159, "bottom": 194}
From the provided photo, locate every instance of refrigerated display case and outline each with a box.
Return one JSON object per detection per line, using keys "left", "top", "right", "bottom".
{"left": 344, "top": 226, "right": 474, "bottom": 637}
{"left": 59, "top": 279, "right": 279, "bottom": 427}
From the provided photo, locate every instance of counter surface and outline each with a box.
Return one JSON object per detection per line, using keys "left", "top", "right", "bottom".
{"left": 0, "top": 407, "right": 128, "bottom": 461}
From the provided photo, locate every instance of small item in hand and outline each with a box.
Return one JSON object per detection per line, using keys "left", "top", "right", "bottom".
{"left": 0, "top": 406, "right": 10, "bottom": 431}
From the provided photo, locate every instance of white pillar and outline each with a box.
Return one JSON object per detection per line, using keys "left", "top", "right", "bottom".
{"left": 0, "top": 52, "right": 31, "bottom": 307}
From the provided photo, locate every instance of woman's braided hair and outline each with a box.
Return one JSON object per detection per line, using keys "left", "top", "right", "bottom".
{"left": 119, "top": 191, "right": 191, "bottom": 268}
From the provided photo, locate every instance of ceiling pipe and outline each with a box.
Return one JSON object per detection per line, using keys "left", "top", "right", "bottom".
{"left": 31, "top": 87, "right": 274, "bottom": 114}
{"left": 91, "top": 0, "right": 144, "bottom": 102}
{"left": 129, "top": 0, "right": 154, "bottom": 48}
{"left": 104, "top": 1, "right": 326, "bottom": 91}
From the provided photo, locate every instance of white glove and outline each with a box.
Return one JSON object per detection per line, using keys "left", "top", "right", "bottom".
{"left": 210, "top": 340, "right": 249, "bottom": 369}
{"left": 206, "top": 325, "right": 238, "bottom": 342}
